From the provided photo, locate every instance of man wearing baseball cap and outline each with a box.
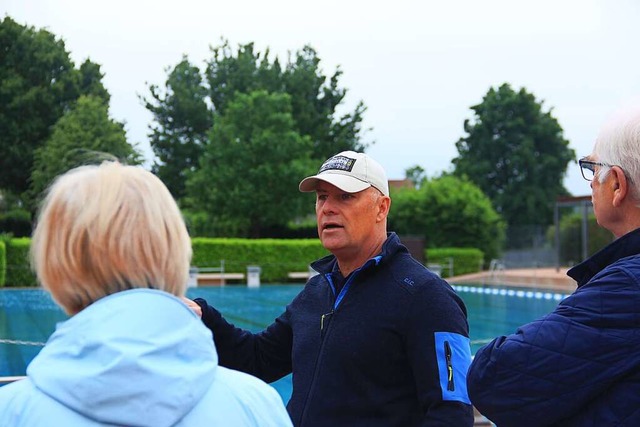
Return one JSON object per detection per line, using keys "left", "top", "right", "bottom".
{"left": 191, "top": 151, "right": 473, "bottom": 426}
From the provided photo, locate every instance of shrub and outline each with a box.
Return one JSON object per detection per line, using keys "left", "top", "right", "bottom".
{"left": 0, "top": 209, "right": 32, "bottom": 237}
{"left": 426, "top": 247, "right": 484, "bottom": 278}
{"left": 191, "top": 238, "right": 329, "bottom": 282}
{"left": 0, "top": 240, "right": 5, "bottom": 287}
{"left": 389, "top": 176, "right": 504, "bottom": 264}
{"left": 6, "top": 238, "right": 37, "bottom": 287}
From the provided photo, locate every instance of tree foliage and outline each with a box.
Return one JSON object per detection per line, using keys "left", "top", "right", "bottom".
{"left": 205, "top": 41, "right": 368, "bottom": 158}
{"left": 280, "top": 45, "right": 368, "bottom": 158}
{"left": 186, "top": 90, "right": 315, "bottom": 237}
{"left": 405, "top": 165, "right": 427, "bottom": 189}
{"left": 78, "top": 59, "right": 110, "bottom": 104}
{"left": 146, "top": 41, "right": 369, "bottom": 206}
{"left": 0, "top": 16, "right": 109, "bottom": 199}
{"left": 144, "top": 57, "right": 212, "bottom": 199}
{"left": 29, "top": 95, "right": 140, "bottom": 205}
{"left": 452, "top": 83, "right": 575, "bottom": 228}
{"left": 388, "top": 175, "right": 505, "bottom": 262}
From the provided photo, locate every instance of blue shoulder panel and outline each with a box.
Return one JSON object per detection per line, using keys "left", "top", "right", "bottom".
{"left": 434, "top": 331, "right": 471, "bottom": 404}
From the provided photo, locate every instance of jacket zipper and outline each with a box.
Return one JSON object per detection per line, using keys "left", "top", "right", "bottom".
{"left": 444, "top": 340, "right": 455, "bottom": 391}
{"left": 320, "top": 310, "right": 334, "bottom": 338}
{"left": 300, "top": 259, "right": 381, "bottom": 426}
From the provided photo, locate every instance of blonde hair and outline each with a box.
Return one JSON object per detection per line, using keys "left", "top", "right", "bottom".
{"left": 30, "top": 162, "right": 192, "bottom": 314}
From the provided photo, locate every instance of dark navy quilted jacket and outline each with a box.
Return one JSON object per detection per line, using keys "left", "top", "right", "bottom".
{"left": 467, "top": 227, "right": 640, "bottom": 426}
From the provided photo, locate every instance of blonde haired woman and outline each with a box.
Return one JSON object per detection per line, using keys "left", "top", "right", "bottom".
{"left": 0, "top": 162, "right": 292, "bottom": 427}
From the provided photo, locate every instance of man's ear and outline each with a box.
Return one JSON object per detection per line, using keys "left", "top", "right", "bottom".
{"left": 611, "top": 166, "right": 628, "bottom": 207}
{"left": 377, "top": 196, "right": 391, "bottom": 222}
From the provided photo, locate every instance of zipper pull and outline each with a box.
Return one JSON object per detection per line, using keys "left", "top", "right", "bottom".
{"left": 320, "top": 310, "right": 334, "bottom": 335}
{"left": 444, "top": 340, "right": 455, "bottom": 391}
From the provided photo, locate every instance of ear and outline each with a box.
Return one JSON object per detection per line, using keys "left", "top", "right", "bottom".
{"left": 376, "top": 195, "right": 391, "bottom": 222}
{"left": 611, "top": 166, "right": 628, "bottom": 207}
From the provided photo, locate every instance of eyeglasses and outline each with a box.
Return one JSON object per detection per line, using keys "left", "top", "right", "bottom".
{"left": 578, "top": 157, "right": 613, "bottom": 181}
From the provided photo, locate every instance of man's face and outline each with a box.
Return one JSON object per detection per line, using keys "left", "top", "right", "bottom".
{"left": 314, "top": 182, "right": 383, "bottom": 257}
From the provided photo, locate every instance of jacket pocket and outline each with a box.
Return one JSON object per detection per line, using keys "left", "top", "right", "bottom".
{"left": 434, "top": 332, "right": 472, "bottom": 404}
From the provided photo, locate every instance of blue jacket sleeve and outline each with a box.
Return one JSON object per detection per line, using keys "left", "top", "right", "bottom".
{"left": 467, "top": 266, "right": 640, "bottom": 426}
{"left": 406, "top": 279, "right": 474, "bottom": 426}
{"left": 194, "top": 297, "right": 293, "bottom": 383}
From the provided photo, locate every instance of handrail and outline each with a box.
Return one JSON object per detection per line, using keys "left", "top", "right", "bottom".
{"left": 193, "top": 260, "right": 225, "bottom": 274}
{"left": 0, "top": 376, "right": 26, "bottom": 385}
{"left": 0, "top": 338, "right": 45, "bottom": 346}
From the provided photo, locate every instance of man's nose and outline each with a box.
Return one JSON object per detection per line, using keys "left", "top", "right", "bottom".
{"left": 321, "top": 197, "right": 337, "bottom": 214}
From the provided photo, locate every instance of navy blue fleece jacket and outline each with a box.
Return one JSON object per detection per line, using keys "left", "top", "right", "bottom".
{"left": 195, "top": 233, "right": 473, "bottom": 426}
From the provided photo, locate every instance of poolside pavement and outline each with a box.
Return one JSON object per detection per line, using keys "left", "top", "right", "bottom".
{"left": 449, "top": 267, "right": 577, "bottom": 293}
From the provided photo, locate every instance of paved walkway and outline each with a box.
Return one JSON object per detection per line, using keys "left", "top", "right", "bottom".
{"left": 449, "top": 267, "right": 577, "bottom": 293}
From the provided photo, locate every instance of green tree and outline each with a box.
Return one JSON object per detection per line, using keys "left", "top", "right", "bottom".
{"left": 78, "top": 59, "right": 110, "bottom": 104}
{"left": 281, "top": 45, "right": 368, "bottom": 158}
{"left": 29, "top": 95, "right": 141, "bottom": 205}
{"left": 186, "top": 90, "right": 314, "bottom": 237}
{"left": 205, "top": 42, "right": 284, "bottom": 115}
{"left": 144, "top": 57, "right": 212, "bottom": 199}
{"left": 452, "top": 83, "right": 575, "bottom": 229}
{"left": 0, "top": 17, "right": 108, "bottom": 199}
{"left": 389, "top": 175, "right": 505, "bottom": 262}
{"left": 205, "top": 41, "right": 369, "bottom": 159}
{"left": 405, "top": 165, "right": 427, "bottom": 189}
{"left": 145, "top": 41, "right": 368, "bottom": 203}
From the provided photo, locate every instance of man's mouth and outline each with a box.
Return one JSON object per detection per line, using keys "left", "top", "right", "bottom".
{"left": 323, "top": 223, "right": 343, "bottom": 230}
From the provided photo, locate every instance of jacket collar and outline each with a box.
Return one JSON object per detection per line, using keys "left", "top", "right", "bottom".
{"left": 311, "top": 232, "right": 403, "bottom": 275}
{"left": 567, "top": 227, "right": 640, "bottom": 286}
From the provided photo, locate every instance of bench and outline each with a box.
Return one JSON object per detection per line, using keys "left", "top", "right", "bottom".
{"left": 287, "top": 269, "right": 320, "bottom": 282}
{"left": 193, "top": 261, "right": 246, "bottom": 286}
{"left": 288, "top": 271, "right": 311, "bottom": 280}
{"left": 197, "top": 272, "right": 245, "bottom": 286}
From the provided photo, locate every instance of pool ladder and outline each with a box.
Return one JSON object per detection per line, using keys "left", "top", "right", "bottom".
{"left": 488, "top": 259, "right": 505, "bottom": 278}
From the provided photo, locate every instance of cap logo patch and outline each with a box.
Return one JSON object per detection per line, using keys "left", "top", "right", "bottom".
{"left": 318, "top": 155, "right": 356, "bottom": 173}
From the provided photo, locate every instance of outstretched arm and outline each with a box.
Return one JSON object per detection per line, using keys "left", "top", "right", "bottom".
{"left": 189, "top": 297, "right": 294, "bottom": 383}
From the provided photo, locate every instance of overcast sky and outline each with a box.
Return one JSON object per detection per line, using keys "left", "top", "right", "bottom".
{"left": 4, "top": 0, "right": 640, "bottom": 196}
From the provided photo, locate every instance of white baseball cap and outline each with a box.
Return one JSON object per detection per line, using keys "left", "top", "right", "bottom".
{"left": 299, "top": 151, "right": 389, "bottom": 196}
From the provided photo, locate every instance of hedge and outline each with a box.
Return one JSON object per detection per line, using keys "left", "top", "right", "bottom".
{"left": 426, "top": 247, "right": 484, "bottom": 278}
{"left": 192, "top": 238, "right": 329, "bottom": 283}
{"left": 0, "top": 237, "right": 331, "bottom": 287}
{"left": 0, "top": 241, "right": 5, "bottom": 287}
{"left": 0, "top": 209, "right": 32, "bottom": 237}
{"left": 5, "top": 238, "right": 38, "bottom": 287}
{"left": 0, "top": 238, "right": 485, "bottom": 286}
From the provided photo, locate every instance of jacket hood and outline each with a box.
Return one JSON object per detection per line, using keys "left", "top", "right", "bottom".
{"left": 28, "top": 289, "right": 217, "bottom": 427}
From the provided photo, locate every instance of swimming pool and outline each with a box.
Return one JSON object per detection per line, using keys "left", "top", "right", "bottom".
{"left": 0, "top": 284, "right": 569, "bottom": 401}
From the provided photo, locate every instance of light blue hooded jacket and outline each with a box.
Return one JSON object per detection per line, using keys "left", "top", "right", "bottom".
{"left": 0, "top": 289, "right": 292, "bottom": 427}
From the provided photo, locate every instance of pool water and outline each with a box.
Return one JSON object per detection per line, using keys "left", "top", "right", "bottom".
{"left": 0, "top": 284, "right": 569, "bottom": 402}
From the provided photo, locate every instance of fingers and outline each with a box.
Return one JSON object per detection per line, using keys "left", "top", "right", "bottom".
{"left": 181, "top": 296, "right": 203, "bottom": 318}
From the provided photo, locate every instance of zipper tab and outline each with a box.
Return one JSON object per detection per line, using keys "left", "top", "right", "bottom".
{"left": 444, "top": 340, "right": 455, "bottom": 391}
{"left": 320, "top": 310, "right": 334, "bottom": 336}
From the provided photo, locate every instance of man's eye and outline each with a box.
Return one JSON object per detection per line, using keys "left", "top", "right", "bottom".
{"left": 341, "top": 194, "right": 353, "bottom": 200}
